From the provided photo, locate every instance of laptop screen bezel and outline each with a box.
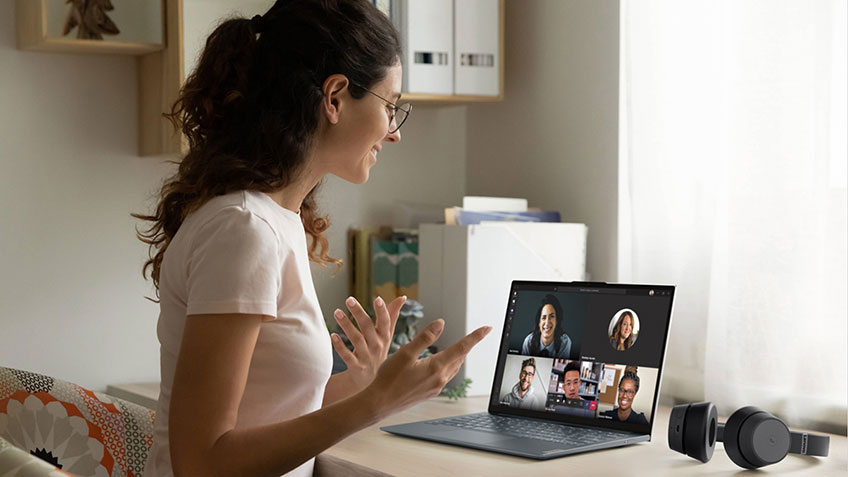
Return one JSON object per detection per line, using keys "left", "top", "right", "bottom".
{"left": 486, "top": 280, "right": 675, "bottom": 436}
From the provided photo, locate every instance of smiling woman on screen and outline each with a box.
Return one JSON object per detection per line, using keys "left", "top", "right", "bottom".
{"left": 521, "top": 294, "right": 572, "bottom": 359}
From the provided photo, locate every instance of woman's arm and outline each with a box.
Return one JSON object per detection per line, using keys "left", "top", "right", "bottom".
{"left": 322, "top": 370, "right": 361, "bottom": 406}
{"left": 169, "top": 312, "right": 489, "bottom": 476}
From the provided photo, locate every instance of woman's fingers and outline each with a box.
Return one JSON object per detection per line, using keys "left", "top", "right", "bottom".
{"left": 346, "top": 296, "right": 378, "bottom": 344}
{"left": 399, "top": 319, "right": 445, "bottom": 360}
{"left": 330, "top": 333, "right": 357, "bottom": 366}
{"left": 385, "top": 295, "right": 406, "bottom": 335}
{"left": 373, "top": 296, "right": 391, "bottom": 338}
{"left": 333, "top": 308, "right": 366, "bottom": 352}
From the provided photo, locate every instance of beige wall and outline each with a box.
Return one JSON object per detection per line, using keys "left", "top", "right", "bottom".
{"left": 466, "top": 0, "right": 620, "bottom": 281}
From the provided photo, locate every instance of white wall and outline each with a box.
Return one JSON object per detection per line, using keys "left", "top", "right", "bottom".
{"left": 466, "top": 0, "right": 620, "bottom": 281}
{"left": 0, "top": 2, "right": 171, "bottom": 390}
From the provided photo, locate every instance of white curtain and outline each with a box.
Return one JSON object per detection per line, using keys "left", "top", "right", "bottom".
{"left": 619, "top": 0, "right": 847, "bottom": 433}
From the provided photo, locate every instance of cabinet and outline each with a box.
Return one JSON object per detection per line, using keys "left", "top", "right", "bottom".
{"left": 395, "top": 0, "right": 505, "bottom": 103}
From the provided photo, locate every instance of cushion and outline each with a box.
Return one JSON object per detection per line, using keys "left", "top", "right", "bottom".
{"left": 0, "top": 367, "right": 154, "bottom": 477}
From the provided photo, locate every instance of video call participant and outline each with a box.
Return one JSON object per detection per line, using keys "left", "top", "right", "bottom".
{"left": 553, "top": 361, "right": 594, "bottom": 417}
{"left": 600, "top": 372, "right": 649, "bottom": 425}
{"left": 521, "top": 294, "right": 572, "bottom": 358}
{"left": 610, "top": 311, "right": 635, "bottom": 351}
{"left": 561, "top": 361, "right": 583, "bottom": 401}
{"left": 500, "top": 358, "right": 544, "bottom": 409}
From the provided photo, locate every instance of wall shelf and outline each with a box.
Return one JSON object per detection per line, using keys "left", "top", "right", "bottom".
{"left": 15, "top": 0, "right": 165, "bottom": 55}
{"left": 15, "top": 0, "right": 182, "bottom": 157}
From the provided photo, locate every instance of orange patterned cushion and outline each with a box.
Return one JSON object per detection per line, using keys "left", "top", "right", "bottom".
{"left": 0, "top": 367, "right": 154, "bottom": 476}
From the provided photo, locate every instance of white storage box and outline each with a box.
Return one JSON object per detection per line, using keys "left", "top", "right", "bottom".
{"left": 419, "top": 222, "right": 587, "bottom": 396}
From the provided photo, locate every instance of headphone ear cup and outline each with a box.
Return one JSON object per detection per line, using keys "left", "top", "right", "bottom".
{"left": 668, "top": 404, "right": 689, "bottom": 455}
{"left": 723, "top": 406, "right": 770, "bottom": 469}
{"left": 738, "top": 411, "right": 791, "bottom": 468}
{"left": 682, "top": 402, "right": 718, "bottom": 463}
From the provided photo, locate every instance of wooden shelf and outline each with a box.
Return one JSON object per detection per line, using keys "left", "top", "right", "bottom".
{"left": 405, "top": 92, "right": 504, "bottom": 105}
{"left": 138, "top": 0, "right": 185, "bottom": 156}
{"left": 15, "top": 0, "right": 165, "bottom": 55}
{"left": 15, "top": 0, "right": 181, "bottom": 156}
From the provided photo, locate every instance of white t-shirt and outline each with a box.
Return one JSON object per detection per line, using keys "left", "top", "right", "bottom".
{"left": 144, "top": 190, "right": 333, "bottom": 477}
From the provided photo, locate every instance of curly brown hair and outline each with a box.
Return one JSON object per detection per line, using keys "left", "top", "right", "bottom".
{"left": 133, "top": 0, "right": 402, "bottom": 298}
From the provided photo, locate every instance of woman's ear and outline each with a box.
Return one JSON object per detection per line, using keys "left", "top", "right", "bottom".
{"left": 321, "top": 74, "right": 349, "bottom": 125}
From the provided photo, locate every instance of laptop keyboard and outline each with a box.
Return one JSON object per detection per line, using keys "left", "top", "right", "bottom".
{"left": 437, "top": 413, "right": 631, "bottom": 447}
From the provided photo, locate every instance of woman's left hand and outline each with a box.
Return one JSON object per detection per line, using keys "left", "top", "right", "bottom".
{"left": 330, "top": 295, "right": 406, "bottom": 391}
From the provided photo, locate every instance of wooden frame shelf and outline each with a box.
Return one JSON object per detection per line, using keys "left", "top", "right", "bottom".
{"left": 15, "top": 0, "right": 183, "bottom": 156}
{"left": 15, "top": 0, "right": 165, "bottom": 55}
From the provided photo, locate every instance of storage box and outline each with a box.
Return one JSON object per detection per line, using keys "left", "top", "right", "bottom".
{"left": 419, "top": 222, "right": 587, "bottom": 395}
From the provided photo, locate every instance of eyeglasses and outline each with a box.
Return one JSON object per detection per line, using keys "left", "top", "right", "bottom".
{"left": 351, "top": 81, "right": 412, "bottom": 134}
{"left": 618, "top": 389, "right": 637, "bottom": 397}
{"left": 520, "top": 370, "right": 535, "bottom": 378}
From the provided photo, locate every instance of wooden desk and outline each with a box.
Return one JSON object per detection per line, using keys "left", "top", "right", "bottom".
{"left": 108, "top": 384, "right": 847, "bottom": 476}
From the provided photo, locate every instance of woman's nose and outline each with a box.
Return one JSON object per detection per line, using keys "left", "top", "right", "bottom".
{"left": 385, "top": 128, "right": 401, "bottom": 143}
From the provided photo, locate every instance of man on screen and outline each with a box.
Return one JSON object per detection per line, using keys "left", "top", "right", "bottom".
{"left": 561, "top": 361, "right": 583, "bottom": 401}
{"left": 500, "top": 357, "right": 544, "bottom": 410}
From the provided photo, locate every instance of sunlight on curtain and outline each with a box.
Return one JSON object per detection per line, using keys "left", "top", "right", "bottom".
{"left": 619, "top": 0, "right": 847, "bottom": 433}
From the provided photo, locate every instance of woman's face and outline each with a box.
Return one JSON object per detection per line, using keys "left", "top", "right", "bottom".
{"left": 620, "top": 315, "right": 633, "bottom": 339}
{"left": 322, "top": 63, "right": 403, "bottom": 184}
{"left": 538, "top": 304, "right": 557, "bottom": 342}
{"left": 618, "top": 379, "right": 637, "bottom": 411}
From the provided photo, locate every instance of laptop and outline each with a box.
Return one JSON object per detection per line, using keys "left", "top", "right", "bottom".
{"left": 381, "top": 280, "right": 675, "bottom": 460}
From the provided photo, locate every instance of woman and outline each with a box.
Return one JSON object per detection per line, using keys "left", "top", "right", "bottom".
{"left": 599, "top": 372, "right": 649, "bottom": 425}
{"left": 133, "top": 1, "right": 490, "bottom": 475}
{"left": 610, "top": 311, "right": 635, "bottom": 351}
{"left": 521, "top": 294, "right": 571, "bottom": 358}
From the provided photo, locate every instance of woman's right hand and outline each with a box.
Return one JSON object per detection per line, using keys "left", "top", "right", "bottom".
{"left": 360, "top": 319, "right": 492, "bottom": 417}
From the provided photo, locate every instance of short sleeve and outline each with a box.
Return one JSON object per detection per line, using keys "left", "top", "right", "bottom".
{"left": 185, "top": 206, "right": 280, "bottom": 318}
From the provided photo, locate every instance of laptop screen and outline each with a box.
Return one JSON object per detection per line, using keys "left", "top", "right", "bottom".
{"left": 488, "top": 281, "right": 675, "bottom": 435}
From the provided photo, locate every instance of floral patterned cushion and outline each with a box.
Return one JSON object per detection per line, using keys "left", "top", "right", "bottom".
{"left": 0, "top": 367, "right": 154, "bottom": 477}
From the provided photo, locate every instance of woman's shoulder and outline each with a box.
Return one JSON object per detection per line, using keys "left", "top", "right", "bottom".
{"left": 185, "top": 193, "right": 271, "bottom": 236}
{"left": 631, "top": 412, "right": 649, "bottom": 424}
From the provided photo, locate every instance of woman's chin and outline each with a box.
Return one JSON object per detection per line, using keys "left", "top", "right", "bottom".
{"left": 334, "top": 169, "right": 370, "bottom": 184}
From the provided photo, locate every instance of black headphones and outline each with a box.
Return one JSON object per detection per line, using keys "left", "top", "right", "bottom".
{"left": 668, "top": 402, "right": 830, "bottom": 469}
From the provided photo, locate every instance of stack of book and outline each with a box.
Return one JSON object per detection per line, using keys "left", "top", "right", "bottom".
{"left": 444, "top": 196, "right": 561, "bottom": 225}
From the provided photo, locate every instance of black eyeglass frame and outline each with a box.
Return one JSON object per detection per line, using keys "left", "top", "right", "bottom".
{"left": 350, "top": 81, "right": 412, "bottom": 134}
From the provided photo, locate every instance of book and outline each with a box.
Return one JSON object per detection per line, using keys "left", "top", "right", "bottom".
{"left": 449, "top": 207, "right": 561, "bottom": 225}
{"left": 462, "top": 196, "right": 528, "bottom": 212}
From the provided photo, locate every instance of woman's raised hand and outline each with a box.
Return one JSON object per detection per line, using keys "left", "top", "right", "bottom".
{"left": 363, "top": 319, "right": 492, "bottom": 417}
{"left": 330, "top": 295, "right": 406, "bottom": 391}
